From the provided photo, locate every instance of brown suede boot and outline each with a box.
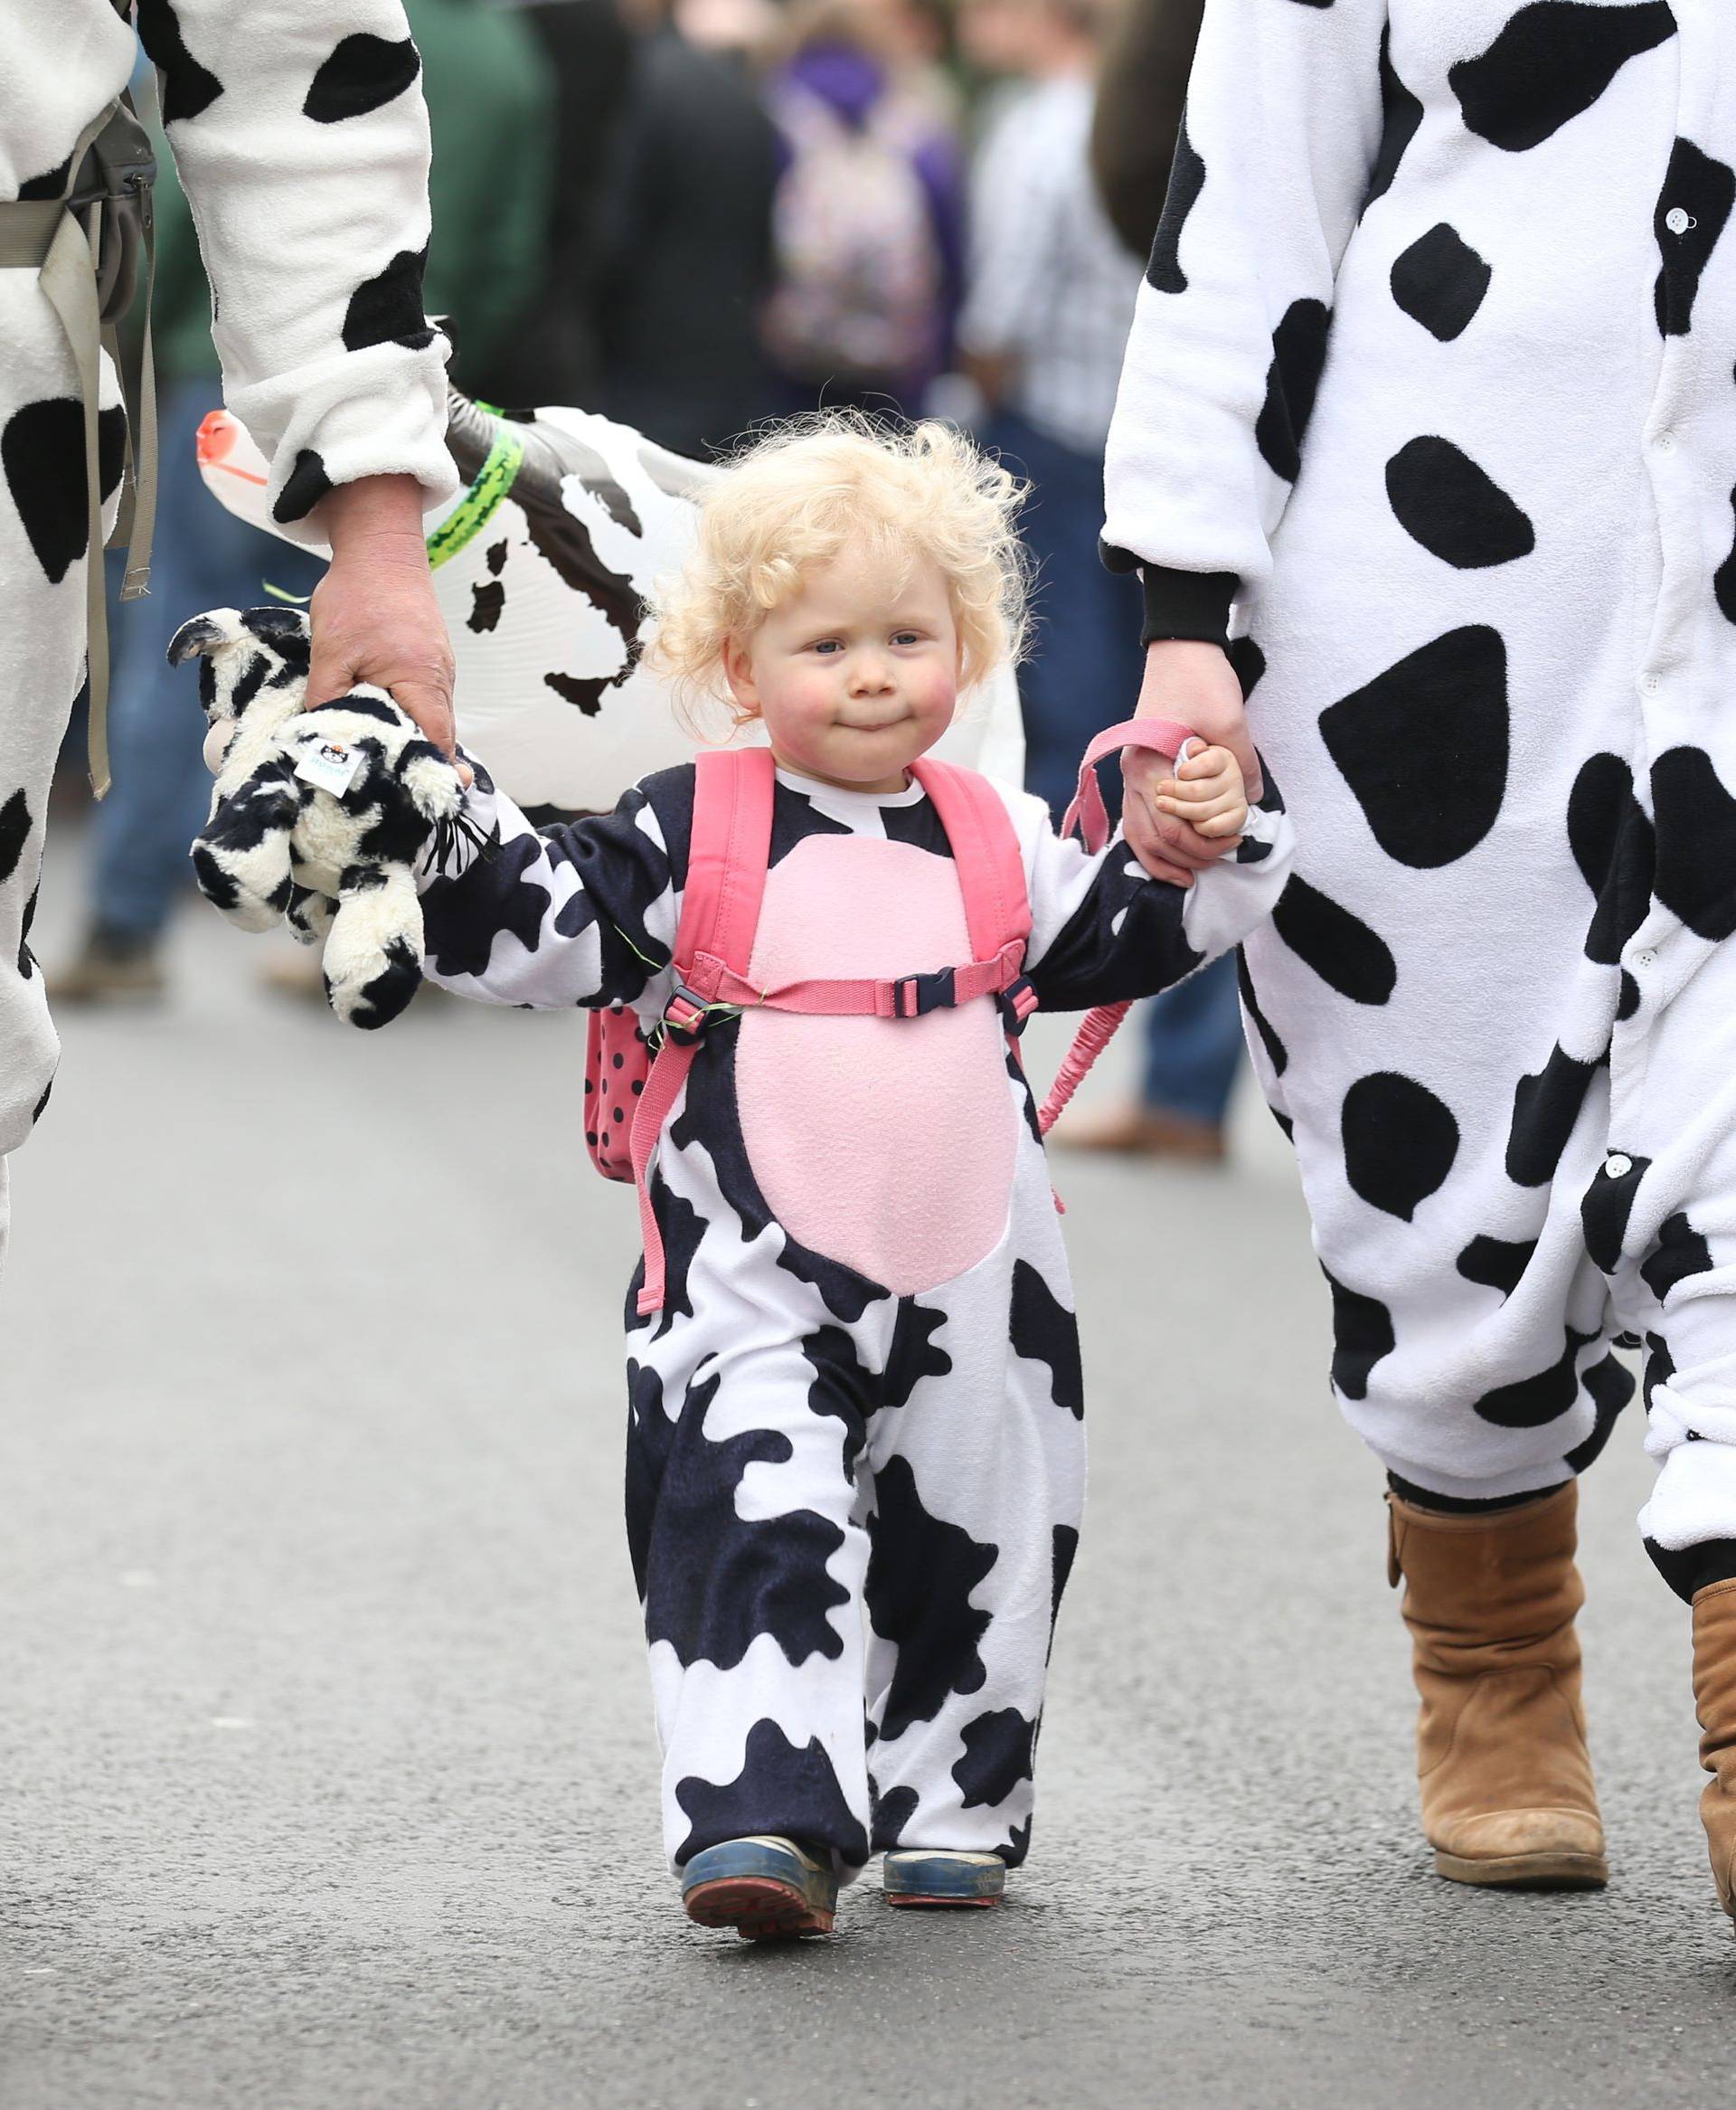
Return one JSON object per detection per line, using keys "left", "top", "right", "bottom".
{"left": 1388, "top": 1483, "right": 1608, "bottom": 1888}
{"left": 1691, "top": 1578, "right": 1736, "bottom": 1921}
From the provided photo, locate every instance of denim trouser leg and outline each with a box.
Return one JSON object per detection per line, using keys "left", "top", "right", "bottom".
{"left": 1139, "top": 953, "right": 1244, "bottom": 1125}
{"left": 91, "top": 377, "right": 322, "bottom": 941}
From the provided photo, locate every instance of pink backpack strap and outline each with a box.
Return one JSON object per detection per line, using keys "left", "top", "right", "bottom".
{"left": 630, "top": 749, "right": 774, "bottom": 1316}
{"left": 1060, "top": 714, "right": 1198, "bottom": 855}
{"left": 910, "top": 757, "right": 1033, "bottom": 962}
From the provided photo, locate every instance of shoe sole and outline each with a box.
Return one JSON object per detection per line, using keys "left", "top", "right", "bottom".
{"left": 1434, "top": 1850, "right": 1609, "bottom": 1889}
{"left": 684, "top": 1875, "right": 835, "bottom": 1940}
{"left": 883, "top": 1892, "right": 1003, "bottom": 1909}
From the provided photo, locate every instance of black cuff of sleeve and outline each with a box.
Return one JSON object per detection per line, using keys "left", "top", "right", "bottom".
{"left": 1646, "top": 1532, "right": 1736, "bottom": 1604}
{"left": 1137, "top": 565, "right": 1238, "bottom": 648}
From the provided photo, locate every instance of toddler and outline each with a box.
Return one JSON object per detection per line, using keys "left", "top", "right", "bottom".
{"left": 411, "top": 415, "right": 1292, "bottom": 1936}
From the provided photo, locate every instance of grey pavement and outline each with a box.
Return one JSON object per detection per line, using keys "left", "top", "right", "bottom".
{"left": 3, "top": 826, "right": 1731, "bottom": 2110}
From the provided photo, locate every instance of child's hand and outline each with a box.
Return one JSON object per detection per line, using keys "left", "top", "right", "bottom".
{"left": 1150, "top": 741, "right": 1248, "bottom": 844}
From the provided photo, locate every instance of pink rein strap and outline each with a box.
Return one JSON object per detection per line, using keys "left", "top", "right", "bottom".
{"left": 1037, "top": 715, "right": 1200, "bottom": 1139}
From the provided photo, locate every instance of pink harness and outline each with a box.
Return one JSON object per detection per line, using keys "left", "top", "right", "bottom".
{"left": 584, "top": 718, "right": 1194, "bottom": 1315}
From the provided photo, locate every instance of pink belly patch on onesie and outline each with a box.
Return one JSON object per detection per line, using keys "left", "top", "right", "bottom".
{"left": 733, "top": 835, "right": 1018, "bottom": 1295}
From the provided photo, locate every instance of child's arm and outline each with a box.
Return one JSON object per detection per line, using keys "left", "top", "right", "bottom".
{"left": 413, "top": 761, "right": 692, "bottom": 1010}
{"left": 1101, "top": 0, "right": 1388, "bottom": 623}
{"left": 1022, "top": 750, "right": 1291, "bottom": 1011}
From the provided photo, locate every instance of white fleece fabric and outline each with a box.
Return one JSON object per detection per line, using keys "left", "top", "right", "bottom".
{"left": 1104, "top": 0, "right": 1736, "bottom": 1559}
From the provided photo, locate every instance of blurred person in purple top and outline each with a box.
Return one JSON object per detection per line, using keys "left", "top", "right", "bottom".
{"left": 761, "top": 0, "right": 965, "bottom": 418}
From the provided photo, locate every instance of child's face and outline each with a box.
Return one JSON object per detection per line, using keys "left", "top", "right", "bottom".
{"left": 723, "top": 543, "right": 961, "bottom": 793}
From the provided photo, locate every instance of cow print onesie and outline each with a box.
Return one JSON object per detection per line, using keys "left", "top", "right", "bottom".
{"left": 0, "top": 1, "right": 454, "bottom": 1263}
{"left": 417, "top": 758, "right": 1292, "bottom": 1872}
{"left": 1104, "top": 0, "right": 1736, "bottom": 1591}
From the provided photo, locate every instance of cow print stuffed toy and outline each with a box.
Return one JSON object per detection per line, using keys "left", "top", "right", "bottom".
{"left": 169, "top": 606, "right": 466, "bottom": 1029}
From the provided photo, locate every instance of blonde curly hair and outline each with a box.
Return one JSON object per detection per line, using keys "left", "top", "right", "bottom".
{"left": 646, "top": 412, "right": 1030, "bottom": 729}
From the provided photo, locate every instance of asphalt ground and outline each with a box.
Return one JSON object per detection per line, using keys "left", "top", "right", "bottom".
{"left": 3, "top": 831, "right": 1731, "bottom": 2108}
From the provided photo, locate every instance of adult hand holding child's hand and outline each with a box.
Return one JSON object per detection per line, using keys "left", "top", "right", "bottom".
{"left": 1122, "top": 639, "right": 1260, "bottom": 886}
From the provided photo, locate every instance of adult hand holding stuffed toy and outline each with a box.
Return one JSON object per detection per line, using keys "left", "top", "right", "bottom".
{"left": 169, "top": 606, "right": 467, "bottom": 1029}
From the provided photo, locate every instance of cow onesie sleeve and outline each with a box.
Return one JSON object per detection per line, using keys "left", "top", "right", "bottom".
{"left": 418, "top": 754, "right": 1290, "bottom": 1876}
{"left": 1103, "top": 0, "right": 1736, "bottom": 1594}
{"left": 0, "top": 1, "right": 453, "bottom": 1266}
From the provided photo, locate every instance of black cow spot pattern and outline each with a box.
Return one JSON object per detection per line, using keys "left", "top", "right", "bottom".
{"left": 1009, "top": 1261, "right": 1082, "bottom": 1418}
{"left": 420, "top": 829, "right": 551, "bottom": 979}
{"left": 1654, "top": 139, "right": 1736, "bottom": 336}
{"left": 1364, "top": 26, "right": 1423, "bottom": 210}
{"left": 1255, "top": 299, "right": 1332, "bottom": 484}
{"left": 1617, "top": 969, "right": 1641, "bottom": 1020}
{"left": 1320, "top": 627, "right": 1509, "bottom": 867}
{"left": 1052, "top": 1525, "right": 1079, "bottom": 1628}
{"left": 272, "top": 448, "right": 334, "bottom": 527}
{"left": 1473, "top": 1325, "right": 1599, "bottom": 1429}
{"left": 1341, "top": 1071, "right": 1459, "bottom": 1221}
{"left": 1640, "top": 1211, "right": 1716, "bottom": 1303}
{"left": 17, "top": 880, "right": 42, "bottom": 981}
{"left": 1448, "top": 3, "right": 1675, "bottom": 153}
{"left": 1580, "top": 1150, "right": 1651, "bottom": 1273}
{"left": 1391, "top": 223, "right": 1493, "bottom": 341}
{"left": 1323, "top": 1267, "right": 1395, "bottom": 1401}
{"left": 1505, "top": 1044, "right": 1600, "bottom": 1187}
{"left": 0, "top": 790, "right": 29, "bottom": 892}
{"left": 1237, "top": 948, "right": 1288, "bottom": 1075}
{"left": 1270, "top": 875, "right": 1397, "bottom": 1004}
{"left": 952, "top": 1708, "right": 1038, "bottom": 1810}
{"left": 1564, "top": 1350, "right": 1636, "bottom": 1473}
{"left": 1457, "top": 1234, "right": 1538, "bottom": 1298}
{"left": 626, "top": 1365, "right": 850, "bottom": 1673}
{"left": 468, "top": 579, "right": 506, "bottom": 634}
{"left": 865, "top": 1455, "right": 994, "bottom": 1744}
{"left": 2, "top": 399, "right": 127, "bottom": 583}
{"left": 675, "top": 1717, "right": 869, "bottom": 1869}
{"left": 303, "top": 33, "right": 422, "bottom": 122}
{"left": 1643, "top": 1331, "right": 1675, "bottom": 1409}
{"left": 1567, "top": 752, "right": 1656, "bottom": 964}
{"left": 136, "top": 0, "right": 224, "bottom": 123}
{"left": 883, "top": 1296, "right": 952, "bottom": 1410}
{"left": 800, "top": 1323, "right": 874, "bottom": 1479}
{"left": 1385, "top": 437, "right": 1534, "bottom": 569}
{"left": 871, "top": 1781, "right": 920, "bottom": 1851}
{"left": 1716, "top": 487, "right": 1736, "bottom": 628}
{"left": 1651, "top": 746, "right": 1736, "bottom": 941}
{"left": 343, "top": 245, "right": 437, "bottom": 354}
{"left": 544, "top": 671, "right": 609, "bottom": 715}
{"left": 1226, "top": 635, "right": 1267, "bottom": 699}
{"left": 1147, "top": 115, "right": 1204, "bottom": 294}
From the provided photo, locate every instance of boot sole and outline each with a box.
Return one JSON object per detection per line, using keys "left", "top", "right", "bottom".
{"left": 1434, "top": 1849, "right": 1608, "bottom": 1889}
{"left": 684, "top": 1875, "right": 835, "bottom": 1940}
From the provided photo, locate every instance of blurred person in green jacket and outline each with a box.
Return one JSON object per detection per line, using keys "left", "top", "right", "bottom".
{"left": 57, "top": 0, "right": 553, "bottom": 1005}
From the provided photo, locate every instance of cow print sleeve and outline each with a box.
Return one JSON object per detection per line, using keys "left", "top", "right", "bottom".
{"left": 1021, "top": 771, "right": 1293, "bottom": 1011}
{"left": 1101, "top": 0, "right": 1388, "bottom": 602}
{"left": 414, "top": 762, "right": 686, "bottom": 1009}
{"left": 142, "top": 0, "right": 458, "bottom": 542}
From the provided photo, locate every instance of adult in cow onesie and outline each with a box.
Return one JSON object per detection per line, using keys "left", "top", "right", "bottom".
{"left": 0, "top": 0, "right": 457, "bottom": 1270}
{"left": 1103, "top": 0, "right": 1736, "bottom": 1916}
{"left": 408, "top": 418, "right": 1294, "bottom": 1936}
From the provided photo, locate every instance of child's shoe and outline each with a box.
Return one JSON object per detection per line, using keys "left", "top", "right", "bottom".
{"left": 881, "top": 1850, "right": 1005, "bottom": 1907}
{"left": 681, "top": 1836, "right": 837, "bottom": 1939}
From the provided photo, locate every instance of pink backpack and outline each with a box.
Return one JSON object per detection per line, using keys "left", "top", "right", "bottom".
{"left": 587, "top": 719, "right": 1195, "bottom": 1314}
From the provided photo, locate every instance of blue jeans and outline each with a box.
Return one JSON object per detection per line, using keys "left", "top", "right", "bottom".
{"left": 990, "top": 411, "right": 1245, "bottom": 1126}
{"left": 91, "top": 377, "right": 321, "bottom": 941}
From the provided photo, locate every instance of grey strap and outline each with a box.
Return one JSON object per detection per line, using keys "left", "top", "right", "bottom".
{"left": 0, "top": 99, "right": 157, "bottom": 797}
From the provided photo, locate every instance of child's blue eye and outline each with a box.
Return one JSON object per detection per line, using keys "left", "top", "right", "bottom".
{"left": 811, "top": 639, "right": 842, "bottom": 655}
{"left": 892, "top": 630, "right": 921, "bottom": 647}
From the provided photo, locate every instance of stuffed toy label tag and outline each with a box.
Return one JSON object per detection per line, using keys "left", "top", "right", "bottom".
{"left": 295, "top": 740, "right": 363, "bottom": 798}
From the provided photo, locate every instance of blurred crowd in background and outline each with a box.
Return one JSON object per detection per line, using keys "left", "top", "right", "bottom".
{"left": 56, "top": 0, "right": 1246, "bottom": 1162}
